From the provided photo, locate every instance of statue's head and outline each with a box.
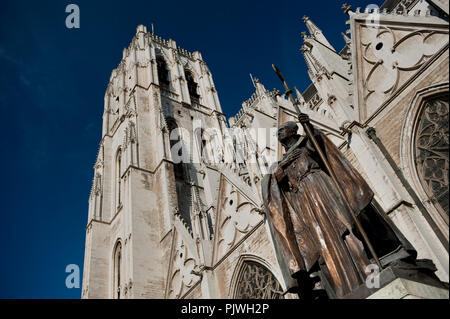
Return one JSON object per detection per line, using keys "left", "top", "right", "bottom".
{"left": 277, "top": 121, "right": 300, "bottom": 149}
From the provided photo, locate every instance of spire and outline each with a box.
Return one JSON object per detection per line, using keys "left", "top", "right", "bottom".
{"left": 302, "top": 15, "right": 321, "bottom": 36}
{"left": 252, "top": 76, "right": 267, "bottom": 96}
{"left": 302, "top": 16, "right": 335, "bottom": 52}
{"left": 294, "top": 86, "right": 306, "bottom": 105}
{"left": 302, "top": 43, "right": 329, "bottom": 79}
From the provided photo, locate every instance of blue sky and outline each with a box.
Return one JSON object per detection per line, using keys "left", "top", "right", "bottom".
{"left": 0, "top": 0, "right": 379, "bottom": 298}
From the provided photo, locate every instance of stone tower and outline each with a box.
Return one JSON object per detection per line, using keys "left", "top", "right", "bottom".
{"left": 82, "top": 25, "right": 227, "bottom": 298}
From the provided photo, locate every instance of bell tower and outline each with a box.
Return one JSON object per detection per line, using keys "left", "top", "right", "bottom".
{"left": 82, "top": 25, "right": 225, "bottom": 298}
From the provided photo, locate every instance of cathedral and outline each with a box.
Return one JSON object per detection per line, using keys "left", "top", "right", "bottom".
{"left": 82, "top": 0, "right": 449, "bottom": 298}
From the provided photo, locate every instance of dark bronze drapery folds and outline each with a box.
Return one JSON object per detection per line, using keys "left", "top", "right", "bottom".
{"left": 262, "top": 124, "right": 416, "bottom": 298}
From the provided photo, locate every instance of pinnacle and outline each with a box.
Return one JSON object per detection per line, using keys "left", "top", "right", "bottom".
{"left": 341, "top": 32, "right": 351, "bottom": 44}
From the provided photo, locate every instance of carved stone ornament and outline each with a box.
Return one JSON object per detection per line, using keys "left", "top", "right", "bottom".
{"left": 218, "top": 189, "right": 261, "bottom": 251}
{"left": 414, "top": 94, "right": 449, "bottom": 216}
{"left": 357, "top": 22, "right": 448, "bottom": 120}
{"left": 234, "top": 261, "right": 283, "bottom": 299}
{"left": 168, "top": 237, "right": 199, "bottom": 298}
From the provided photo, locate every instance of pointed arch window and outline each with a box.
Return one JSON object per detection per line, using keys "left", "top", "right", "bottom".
{"left": 234, "top": 261, "right": 283, "bottom": 299}
{"left": 194, "top": 128, "right": 210, "bottom": 164}
{"left": 167, "top": 119, "right": 185, "bottom": 180}
{"left": 157, "top": 56, "right": 170, "bottom": 87}
{"left": 414, "top": 93, "right": 449, "bottom": 219}
{"left": 115, "top": 148, "right": 122, "bottom": 209}
{"left": 113, "top": 241, "right": 122, "bottom": 299}
{"left": 185, "top": 69, "right": 200, "bottom": 101}
{"left": 93, "top": 173, "right": 103, "bottom": 220}
{"left": 166, "top": 118, "right": 193, "bottom": 232}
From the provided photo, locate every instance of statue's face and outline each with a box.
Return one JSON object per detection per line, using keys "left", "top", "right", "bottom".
{"left": 277, "top": 121, "right": 298, "bottom": 142}
{"left": 278, "top": 128, "right": 295, "bottom": 151}
{"left": 278, "top": 122, "right": 302, "bottom": 150}
{"left": 277, "top": 126, "right": 290, "bottom": 142}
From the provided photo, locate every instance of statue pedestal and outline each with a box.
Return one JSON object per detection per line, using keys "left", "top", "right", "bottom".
{"left": 342, "top": 263, "right": 449, "bottom": 299}
{"left": 367, "top": 277, "right": 449, "bottom": 299}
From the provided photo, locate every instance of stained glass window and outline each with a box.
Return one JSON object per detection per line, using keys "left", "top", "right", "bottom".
{"left": 414, "top": 93, "right": 449, "bottom": 218}
{"left": 235, "top": 261, "right": 283, "bottom": 299}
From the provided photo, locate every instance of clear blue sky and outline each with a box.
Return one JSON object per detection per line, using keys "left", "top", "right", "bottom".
{"left": 0, "top": 0, "right": 380, "bottom": 298}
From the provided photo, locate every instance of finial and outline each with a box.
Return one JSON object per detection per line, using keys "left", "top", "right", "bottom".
{"left": 342, "top": 3, "right": 353, "bottom": 14}
{"left": 302, "top": 15, "right": 309, "bottom": 23}
{"left": 301, "top": 31, "right": 307, "bottom": 39}
{"left": 300, "top": 43, "right": 310, "bottom": 53}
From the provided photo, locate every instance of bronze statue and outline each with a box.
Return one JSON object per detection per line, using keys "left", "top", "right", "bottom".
{"left": 262, "top": 115, "right": 418, "bottom": 299}
{"left": 263, "top": 65, "right": 444, "bottom": 299}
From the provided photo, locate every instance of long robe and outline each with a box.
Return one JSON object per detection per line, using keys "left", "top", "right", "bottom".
{"left": 262, "top": 128, "right": 415, "bottom": 297}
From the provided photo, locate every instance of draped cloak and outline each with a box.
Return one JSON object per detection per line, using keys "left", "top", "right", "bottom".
{"left": 262, "top": 128, "right": 375, "bottom": 296}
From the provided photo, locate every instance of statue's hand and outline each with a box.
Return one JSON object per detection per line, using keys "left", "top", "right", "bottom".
{"left": 298, "top": 112, "right": 310, "bottom": 124}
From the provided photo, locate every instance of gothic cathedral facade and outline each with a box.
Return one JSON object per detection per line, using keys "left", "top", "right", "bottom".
{"left": 82, "top": 0, "right": 449, "bottom": 298}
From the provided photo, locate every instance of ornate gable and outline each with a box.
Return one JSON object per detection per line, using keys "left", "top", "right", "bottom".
{"left": 166, "top": 224, "right": 201, "bottom": 299}
{"left": 349, "top": 10, "right": 449, "bottom": 122}
{"left": 211, "top": 176, "right": 264, "bottom": 265}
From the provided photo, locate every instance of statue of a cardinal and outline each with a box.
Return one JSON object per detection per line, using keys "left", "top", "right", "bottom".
{"left": 262, "top": 114, "right": 418, "bottom": 299}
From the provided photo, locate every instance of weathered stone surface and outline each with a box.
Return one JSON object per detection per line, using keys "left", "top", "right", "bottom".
{"left": 368, "top": 278, "right": 449, "bottom": 299}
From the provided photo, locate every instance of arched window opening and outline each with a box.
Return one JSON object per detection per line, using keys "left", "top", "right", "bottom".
{"left": 414, "top": 93, "right": 449, "bottom": 219}
{"left": 195, "top": 128, "right": 210, "bottom": 164}
{"left": 113, "top": 242, "right": 122, "bottom": 299}
{"left": 115, "top": 148, "right": 122, "bottom": 209}
{"left": 185, "top": 70, "right": 200, "bottom": 101}
{"left": 93, "top": 173, "right": 103, "bottom": 220}
{"left": 166, "top": 118, "right": 193, "bottom": 232}
{"left": 167, "top": 119, "right": 185, "bottom": 179}
{"left": 157, "top": 56, "right": 170, "bottom": 88}
{"left": 234, "top": 261, "right": 283, "bottom": 299}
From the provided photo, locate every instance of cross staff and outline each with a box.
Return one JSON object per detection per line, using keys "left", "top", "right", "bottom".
{"left": 272, "top": 64, "right": 383, "bottom": 270}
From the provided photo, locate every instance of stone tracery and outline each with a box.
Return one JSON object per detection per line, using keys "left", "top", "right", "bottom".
{"left": 414, "top": 93, "right": 449, "bottom": 217}
{"left": 234, "top": 261, "right": 283, "bottom": 299}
